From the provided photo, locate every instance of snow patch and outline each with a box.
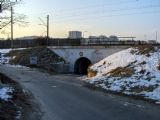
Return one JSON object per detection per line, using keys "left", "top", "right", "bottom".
{"left": 0, "top": 87, "right": 13, "bottom": 101}
{"left": 0, "top": 48, "right": 26, "bottom": 64}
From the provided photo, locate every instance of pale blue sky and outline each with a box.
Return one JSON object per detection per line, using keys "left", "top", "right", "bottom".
{"left": 12, "top": 0, "right": 160, "bottom": 40}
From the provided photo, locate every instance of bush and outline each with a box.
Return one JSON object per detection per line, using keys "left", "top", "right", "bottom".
{"left": 108, "top": 67, "right": 134, "bottom": 78}
{"left": 87, "top": 68, "right": 97, "bottom": 78}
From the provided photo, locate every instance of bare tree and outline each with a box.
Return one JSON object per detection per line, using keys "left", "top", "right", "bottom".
{"left": 0, "top": 0, "right": 21, "bottom": 12}
{"left": 0, "top": 0, "right": 27, "bottom": 33}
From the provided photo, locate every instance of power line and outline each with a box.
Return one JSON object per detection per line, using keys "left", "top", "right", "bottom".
{"left": 54, "top": 5, "right": 160, "bottom": 20}
{"left": 53, "top": 0, "right": 152, "bottom": 14}
{"left": 24, "top": 0, "right": 153, "bottom": 16}
{"left": 24, "top": 4, "right": 160, "bottom": 24}
{"left": 38, "top": 14, "right": 50, "bottom": 44}
{"left": 53, "top": 10, "right": 160, "bottom": 23}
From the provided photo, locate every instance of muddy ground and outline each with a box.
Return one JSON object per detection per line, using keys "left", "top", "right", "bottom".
{"left": 0, "top": 73, "right": 42, "bottom": 120}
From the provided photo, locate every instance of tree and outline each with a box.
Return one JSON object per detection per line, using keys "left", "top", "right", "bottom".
{"left": 0, "top": 0, "right": 27, "bottom": 36}
{"left": 0, "top": 0, "right": 22, "bottom": 12}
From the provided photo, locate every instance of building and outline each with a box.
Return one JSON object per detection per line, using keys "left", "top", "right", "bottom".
{"left": 99, "top": 35, "right": 109, "bottom": 41}
{"left": 89, "top": 35, "right": 109, "bottom": 41}
{"left": 148, "top": 40, "right": 157, "bottom": 44}
{"left": 109, "top": 35, "right": 119, "bottom": 41}
{"left": 69, "top": 31, "right": 82, "bottom": 39}
{"left": 89, "top": 35, "right": 118, "bottom": 41}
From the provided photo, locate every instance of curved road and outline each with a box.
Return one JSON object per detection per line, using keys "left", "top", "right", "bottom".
{"left": 0, "top": 65, "right": 160, "bottom": 120}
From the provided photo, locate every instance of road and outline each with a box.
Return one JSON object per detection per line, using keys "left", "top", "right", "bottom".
{"left": 0, "top": 65, "right": 160, "bottom": 120}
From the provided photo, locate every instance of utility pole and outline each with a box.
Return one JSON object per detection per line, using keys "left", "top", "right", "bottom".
{"left": 47, "top": 15, "right": 49, "bottom": 46}
{"left": 38, "top": 15, "right": 50, "bottom": 46}
{"left": 156, "top": 31, "right": 158, "bottom": 42}
{"left": 0, "top": 2, "right": 2, "bottom": 13}
{"left": 11, "top": 6, "right": 13, "bottom": 49}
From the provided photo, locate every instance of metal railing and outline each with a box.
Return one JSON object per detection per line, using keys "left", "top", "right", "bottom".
{"left": 0, "top": 38, "right": 159, "bottom": 49}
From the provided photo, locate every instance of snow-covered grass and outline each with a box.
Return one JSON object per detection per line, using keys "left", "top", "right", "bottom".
{"left": 0, "top": 49, "right": 12, "bottom": 54}
{"left": 0, "top": 87, "right": 13, "bottom": 101}
{"left": 87, "top": 46, "right": 160, "bottom": 103}
{"left": 0, "top": 48, "right": 26, "bottom": 54}
{"left": 0, "top": 48, "right": 26, "bottom": 64}
{"left": 0, "top": 49, "right": 12, "bottom": 64}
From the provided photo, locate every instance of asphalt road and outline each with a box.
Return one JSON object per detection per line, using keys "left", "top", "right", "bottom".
{"left": 0, "top": 65, "right": 160, "bottom": 120}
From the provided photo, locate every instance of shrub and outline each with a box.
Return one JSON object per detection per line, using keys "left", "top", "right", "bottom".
{"left": 108, "top": 67, "right": 134, "bottom": 78}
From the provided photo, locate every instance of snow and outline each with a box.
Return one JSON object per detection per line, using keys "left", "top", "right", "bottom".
{"left": 0, "top": 48, "right": 31, "bottom": 71}
{"left": 91, "top": 48, "right": 136, "bottom": 76}
{"left": 144, "top": 87, "right": 160, "bottom": 100}
{"left": 16, "top": 110, "right": 21, "bottom": 120}
{"left": 0, "top": 48, "right": 26, "bottom": 64}
{"left": 0, "top": 49, "right": 12, "bottom": 64}
{"left": 0, "top": 87, "right": 13, "bottom": 101}
{"left": 0, "top": 49, "right": 12, "bottom": 54}
{"left": 88, "top": 47, "right": 160, "bottom": 102}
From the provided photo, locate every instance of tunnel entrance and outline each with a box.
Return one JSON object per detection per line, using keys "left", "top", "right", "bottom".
{"left": 74, "top": 57, "right": 92, "bottom": 75}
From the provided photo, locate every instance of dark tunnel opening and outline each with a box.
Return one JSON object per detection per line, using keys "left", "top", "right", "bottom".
{"left": 74, "top": 57, "right": 92, "bottom": 75}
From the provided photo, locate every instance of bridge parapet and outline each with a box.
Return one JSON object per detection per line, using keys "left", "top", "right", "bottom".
{"left": 48, "top": 45, "right": 130, "bottom": 49}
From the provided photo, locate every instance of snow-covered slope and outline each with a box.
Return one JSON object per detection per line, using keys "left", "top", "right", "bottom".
{"left": 88, "top": 46, "right": 160, "bottom": 103}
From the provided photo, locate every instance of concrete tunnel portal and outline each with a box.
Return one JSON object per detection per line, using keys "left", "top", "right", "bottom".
{"left": 74, "top": 57, "right": 92, "bottom": 75}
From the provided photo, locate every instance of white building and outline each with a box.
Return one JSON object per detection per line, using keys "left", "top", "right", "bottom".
{"left": 109, "top": 35, "right": 119, "bottom": 41}
{"left": 69, "top": 31, "right": 82, "bottom": 39}
{"left": 148, "top": 40, "right": 157, "bottom": 44}
{"left": 99, "top": 35, "right": 109, "bottom": 41}
{"left": 89, "top": 35, "right": 111, "bottom": 41}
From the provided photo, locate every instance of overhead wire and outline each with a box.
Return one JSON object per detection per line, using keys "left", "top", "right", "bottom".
{"left": 52, "top": 10, "right": 160, "bottom": 23}
{"left": 25, "top": 0, "right": 146, "bottom": 16}
{"left": 24, "top": 4, "right": 160, "bottom": 25}
{"left": 54, "top": 0, "right": 137, "bottom": 14}
{"left": 54, "top": 5, "right": 160, "bottom": 20}
{"left": 22, "top": 0, "right": 160, "bottom": 24}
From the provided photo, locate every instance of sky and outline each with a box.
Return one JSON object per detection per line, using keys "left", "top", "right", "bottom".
{"left": 1, "top": 0, "right": 160, "bottom": 41}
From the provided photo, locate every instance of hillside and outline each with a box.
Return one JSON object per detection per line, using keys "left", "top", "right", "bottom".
{"left": 0, "top": 47, "right": 66, "bottom": 73}
{"left": 87, "top": 45, "right": 160, "bottom": 103}
{"left": 6, "top": 47, "right": 65, "bottom": 71}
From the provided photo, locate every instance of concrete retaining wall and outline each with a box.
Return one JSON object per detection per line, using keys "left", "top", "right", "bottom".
{"left": 51, "top": 63, "right": 70, "bottom": 74}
